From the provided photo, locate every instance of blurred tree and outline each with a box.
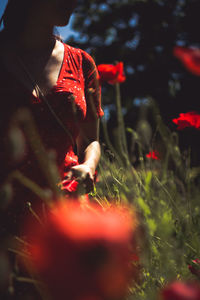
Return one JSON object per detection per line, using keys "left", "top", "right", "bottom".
{"left": 67, "top": 0, "right": 200, "bottom": 166}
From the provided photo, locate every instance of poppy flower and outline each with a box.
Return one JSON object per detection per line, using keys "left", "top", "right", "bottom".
{"left": 64, "top": 150, "right": 79, "bottom": 171}
{"left": 60, "top": 151, "right": 98, "bottom": 195}
{"left": 189, "top": 259, "right": 200, "bottom": 278}
{"left": 97, "top": 62, "right": 126, "bottom": 84}
{"left": 59, "top": 178, "right": 78, "bottom": 193}
{"left": 161, "top": 281, "right": 200, "bottom": 300}
{"left": 58, "top": 150, "right": 79, "bottom": 194}
{"left": 22, "top": 202, "right": 139, "bottom": 300}
{"left": 146, "top": 150, "right": 160, "bottom": 160}
{"left": 173, "top": 46, "right": 200, "bottom": 76}
{"left": 172, "top": 112, "right": 200, "bottom": 130}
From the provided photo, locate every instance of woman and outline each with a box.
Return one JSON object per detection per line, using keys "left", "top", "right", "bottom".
{"left": 0, "top": 1, "right": 103, "bottom": 297}
{"left": 0, "top": 0, "right": 104, "bottom": 199}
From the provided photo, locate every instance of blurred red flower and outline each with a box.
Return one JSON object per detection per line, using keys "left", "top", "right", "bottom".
{"left": 172, "top": 112, "right": 200, "bottom": 130}
{"left": 161, "top": 281, "right": 200, "bottom": 300}
{"left": 97, "top": 62, "right": 126, "bottom": 84}
{"left": 22, "top": 202, "right": 139, "bottom": 300}
{"left": 146, "top": 150, "right": 160, "bottom": 160}
{"left": 173, "top": 46, "right": 200, "bottom": 75}
{"left": 189, "top": 259, "right": 200, "bottom": 278}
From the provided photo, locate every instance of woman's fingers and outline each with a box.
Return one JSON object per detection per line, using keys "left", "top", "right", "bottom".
{"left": 64, "top": 170, "right": 73, "bottom": 181}
{"left": 67, "top": 165, "right": 94, "bottom": 193}
{"left": 82, "top": 175, "right": 94, "bottom": 193}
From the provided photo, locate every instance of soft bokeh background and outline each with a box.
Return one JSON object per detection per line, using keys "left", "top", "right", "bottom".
{"left": 1, "top": 0, "right": 200, "bottom": 166}
{"left": 65, "top": 0, "right": 200, "bottom": 167}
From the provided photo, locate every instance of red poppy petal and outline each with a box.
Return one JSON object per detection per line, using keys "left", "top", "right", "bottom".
{"left": 146, "top": 150, "right": 160, "bottom": 160}
{"left": 97, "top": 62, "right": 126, "bottom": 85}
{"left": 174, "top": 46, "right": 200, "bottom": 75}
{"left": 172, "top": 112, "right": 200, "bottom": 130}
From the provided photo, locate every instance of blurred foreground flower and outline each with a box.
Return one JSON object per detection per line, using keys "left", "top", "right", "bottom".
{"left": 160, "top": 281, "right": 200, "bottom": 300}
{"left": 22, "top": 201, "right": 139, "bottom": 300}
{"left": 97, "top": 62, "right": 126, "bottom": 84}
{"left": 189, "top": 259, "right": 200, "bottom": 279}
{"left": 172, "top": 112, "right": 200, "bottom": 130}
{"left": 173, "top": 46, "right": 200, "bottom": 76}
{"left": 146, "top": 150, "right": 160, "bottom": 160}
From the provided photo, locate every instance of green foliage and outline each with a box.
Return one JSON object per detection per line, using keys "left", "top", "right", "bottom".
{"left": 93, "top": 82, "right": 200, "bottom": 299}
{"left": 95, "top": 149, "right": 200, "bottom": 298}
{"left": 2, "top": 95, "right": 200, "bottom": 299}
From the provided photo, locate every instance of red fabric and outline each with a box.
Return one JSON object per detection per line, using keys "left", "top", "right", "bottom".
{"left": 0, "top": 42, "right": 104, "bottom": 191}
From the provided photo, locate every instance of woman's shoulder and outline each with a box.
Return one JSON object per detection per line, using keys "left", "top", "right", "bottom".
{"left": 63, "top": 43, "right": 96, "bottom": 67}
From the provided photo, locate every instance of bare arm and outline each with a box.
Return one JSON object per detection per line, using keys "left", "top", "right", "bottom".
{"left": 65, "top": 118, "right": 101, "bottom": 192}
{"left": 64, "top": 49, "right": 103, "bottom": 192}
{"left": 77, "top": 118, "right": 100, "bottom": 174}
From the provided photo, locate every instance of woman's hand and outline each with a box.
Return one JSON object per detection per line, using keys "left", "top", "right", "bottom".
{"left": 64, "top": 164, "right": 94, "bottom": 193}
{"left": 64, "top": 117, "right": 101, "bottom": 194}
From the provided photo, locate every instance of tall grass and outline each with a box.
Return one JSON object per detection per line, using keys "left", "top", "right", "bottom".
{"left": 93, "top": 83, "right": 200, "bottom": 299}
{"left": 2, "top": 83, "right": 200, "bottom": 300}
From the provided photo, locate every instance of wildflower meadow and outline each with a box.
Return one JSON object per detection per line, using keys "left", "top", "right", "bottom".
{"left": 1, "top": 1, "right": 200, "bottom": 300}
{"left": 1, "top": 47, "right": 200, "bottom": 300}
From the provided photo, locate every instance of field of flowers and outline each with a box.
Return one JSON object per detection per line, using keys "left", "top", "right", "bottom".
{"left": 1, "top": 46, "right": 200, "bottom": 300}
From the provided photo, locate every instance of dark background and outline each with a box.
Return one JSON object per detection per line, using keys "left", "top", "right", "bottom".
{"left": 66, "top": 0, "right": 200, "bottom": 166}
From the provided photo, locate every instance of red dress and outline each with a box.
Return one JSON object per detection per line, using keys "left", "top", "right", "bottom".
{"left": 0, "top": 43, "right": 103, "bottom": 299}
{"left": 0, "top": 42, "right": 104, "bottom": 202}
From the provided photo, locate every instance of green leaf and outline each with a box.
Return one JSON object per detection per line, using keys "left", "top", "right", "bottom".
{"left": 137, "top": 197, "right": 151, "bottom": 217}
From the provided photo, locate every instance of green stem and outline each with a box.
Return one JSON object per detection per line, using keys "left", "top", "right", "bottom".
{"left": 115, "top": 83, "right": 130, "bottom": 165}
{"left": 98, "top": 162, "right": 113, "bottom": 197}
{"left": 8, "top": 170, "right": 52, "bottom": 206}
{"left": 12, "top": 109, "right": 61, "bottom": 198}
{"left": 14, "top": 276, "right": 43, "bottom": 285}
{"left": 26, "top": 202, "right": 44, "bottom": 226}
{"left": 14, "top": 236, "right": 31, "bottom": 246}
{"left": 156, "top": 114, "right": 185, "bottom": 181}
{"left": 101, "top": 117, "right": 124, "bottom": 165}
